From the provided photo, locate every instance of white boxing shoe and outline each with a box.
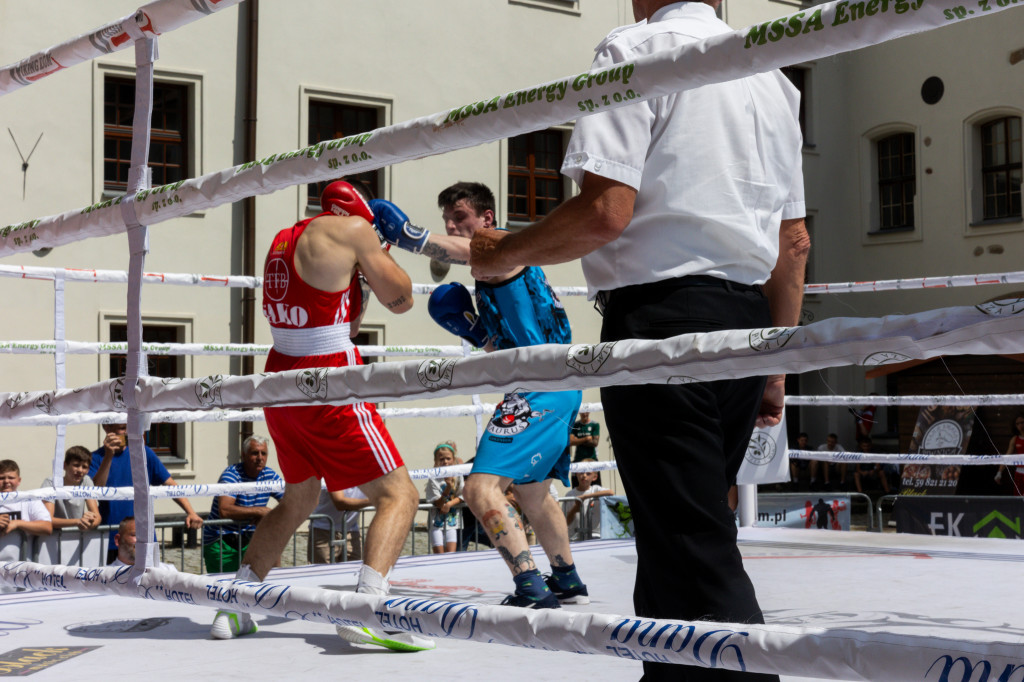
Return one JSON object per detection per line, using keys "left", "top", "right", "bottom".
{"left": 335, "top": 624, "right": 435, "bottom": 652}
{"left": 210, "top": 610, "right": 257, "bottom": 640}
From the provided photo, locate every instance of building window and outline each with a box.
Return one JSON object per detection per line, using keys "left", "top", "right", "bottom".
{"left": 877, "top": 132, "right": 916, "bottom": 231}
{"left": 980, "top": 116, "right": 1022, "bottom": 221}
{"left": 508, "top": 130, "right": 565, "bottom": 222}
{"left": 308, "top": 100, "right": 381, "bottom": 206}
{"left": 780, "top": 66, "right": 810, "bottom": 144}
{"left": 109, "top": 324, "right": 183, "bottom": 462}
{"left": 104, "top": 77, "right": 188, "bottom": 193}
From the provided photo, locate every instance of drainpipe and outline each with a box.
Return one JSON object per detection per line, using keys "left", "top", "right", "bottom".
{"left": 240, "top": 0, "right": 259, "bottom": 443}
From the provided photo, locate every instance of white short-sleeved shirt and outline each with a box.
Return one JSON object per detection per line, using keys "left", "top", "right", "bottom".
{"left": 310, "top": 487, "right": 366, "bottom": 532}
{"left": 562, "top": 2, "right": 805, "bottom": 298}
{"left": 40, "top": 475, "right": 95, "bottom": 520}
{"left": 0, "top": 499, "right": 51, "bottom": 562}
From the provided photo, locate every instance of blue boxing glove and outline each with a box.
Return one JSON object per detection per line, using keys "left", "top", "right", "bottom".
{"left": 428, "top": 283, "right": 489, "bottom": 348}
{"left": 368, "top": 199, "right": 430, "bottom": 254}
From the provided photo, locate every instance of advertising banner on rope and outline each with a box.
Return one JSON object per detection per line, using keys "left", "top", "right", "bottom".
{"left": 737, "top": 416, "right": 789, "bottom": 485}
{"left": 892, "top": 496, "right": 1024, "bottom": 538}
{"left": 599, "top": 496, "right": 634, "bottom": 539}
{"left": 899, "top": 405, "right": 974, "bottom": 495}
{"left": 6, "top": 0, "right": 1024, "bottom": 256}
{"left": 751, "top": 494, "right": 851, "bottom": 531}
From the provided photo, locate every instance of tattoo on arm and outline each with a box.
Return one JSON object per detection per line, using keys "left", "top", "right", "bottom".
{"left": 385, "top": 294, "right": 408, "bottom": 310}
{"left": 422, "top": 242, "right": 467, "bottom": 265}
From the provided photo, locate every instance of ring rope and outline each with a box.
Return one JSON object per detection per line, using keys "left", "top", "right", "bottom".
{"left": 0, "top": 0, "right": 245, "bottom": 97}
{"left": 5, "top": 263, "right": 1024, "bottom": 296}
{"left": 5, "top": 454, "right": 1022, "bottom": 506}
{"left": 0, "top": 341, "right": 469, "bottom": 358}
{"left": 3, "top": 299, "right": 1020, "bottom": 419}
{"left": 1, "top": 561, "right": 1020, "bottom": 682}
{"left": 5, "top": 0, "right": 1022, "bottom": 256}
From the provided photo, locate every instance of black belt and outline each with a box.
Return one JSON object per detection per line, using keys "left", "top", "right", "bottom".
{"left": 595, "top": 275, "right": 762, "bottom": 315}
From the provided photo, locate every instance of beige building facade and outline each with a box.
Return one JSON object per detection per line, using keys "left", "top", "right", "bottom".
{"left": 1, "top": 0, "right": 1022, "bottom": 511}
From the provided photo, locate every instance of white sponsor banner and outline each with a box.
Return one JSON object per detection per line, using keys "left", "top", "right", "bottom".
{"left": 738, "top": 416, "right": 790, "bottom": 486}
{"left": 1, "top": 299, "right": 1021, "bottom": 420}
{"left": 0, "top": 0, "right": 245, "bottom": 95}
{"left": 4, "top": 0, "right": 1023, "bottom": 255}
{"left": 1, "top": 561, "right": 1020, "bottom": 681}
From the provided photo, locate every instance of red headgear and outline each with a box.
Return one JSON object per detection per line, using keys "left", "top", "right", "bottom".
{"left": 320, "top": 181, "right": 374, "bottom": 223}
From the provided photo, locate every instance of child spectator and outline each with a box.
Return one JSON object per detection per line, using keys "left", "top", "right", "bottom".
{"left": 40, "top": 446, "right": 100, "bottom": 532}
{"left": 425, "top": 442, "right": 464, "bottom": 553}
{"left": 563, "top": 469, "right": 613, "bottom": 540}
{"left": 308, "top": 487, "right": 369, "bottom": 563}
{"left": 0, "top": 459, "right": 53, "bottom": 571}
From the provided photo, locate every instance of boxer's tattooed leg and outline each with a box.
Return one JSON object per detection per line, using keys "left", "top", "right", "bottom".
{"left": 551, "top": 553, "right": 570, "bottom": 568}
{"left": 497, "top": 547, "right": 536, "bottom": 575}
{"left": 422, "top": 242, "right": 467, "bottom": 265}
{"left": 385, "top": 294, "right": 408, "bottom": 310}
{"left": 506, "top": 503, "right": 524, "bottom": 531}
{"left": 482, "top": 509, "right": 509, "bottom": 540}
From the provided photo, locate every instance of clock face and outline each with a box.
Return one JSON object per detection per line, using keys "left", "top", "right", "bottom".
{"left": 921, "top": 419, "right": 963, "bottom": 451}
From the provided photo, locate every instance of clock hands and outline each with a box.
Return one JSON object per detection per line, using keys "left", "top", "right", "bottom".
{"left": 8, "top": 128, "right": 44, "bottom": 200}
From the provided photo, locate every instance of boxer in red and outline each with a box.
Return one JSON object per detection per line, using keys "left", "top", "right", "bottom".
{"left": 210, "top": 180, "right": 433, "bottom": 652}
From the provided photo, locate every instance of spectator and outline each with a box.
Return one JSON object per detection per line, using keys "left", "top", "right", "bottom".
{"left": 852, "top": 394, "right": 878, "bottom": 444}
{"left": 425, "top": 442, "right": 464, "bottom": 554}
{"left": 786, "top": 430, "right": 811, "bottom": 489}
{"left": 203, "top": 435, "right": 283, "bottom": 573}
{"left": 109, "top": 517, "right": 176, "bottom": 570}
{"left": 853, "top": 437, "right": 890, "bottom": 495}
{"left": 90, "top": 423, "right": 203, "bottom": 564}
{"left": 812, "top": 433, "right": 848, "bottom": 491}
{"left": 563, "top": 469, "right": 612, "bottom": 540}
{"left": 308, "top": 486, "right": 369, "bottom": 563}
{"left": 41, "top": 446, "right": 100, "bottom": 532}
{"left": 0, "top": 459, "right": 53, "bottom": 571}
{"left": 570, "top": 412, "right": 600, "bottom": 462}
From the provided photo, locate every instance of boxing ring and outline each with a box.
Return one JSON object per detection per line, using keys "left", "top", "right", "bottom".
{"left": 3, "top": 0, "right": 1024, "bottom": 679}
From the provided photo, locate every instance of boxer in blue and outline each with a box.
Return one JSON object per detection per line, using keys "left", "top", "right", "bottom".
{"left": 371, "top": 182, "right": 588, "bottom": 609}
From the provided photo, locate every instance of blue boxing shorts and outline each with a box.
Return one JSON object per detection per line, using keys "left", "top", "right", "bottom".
{"left": 472, "top": 389, "right": 582, "bottom": 486}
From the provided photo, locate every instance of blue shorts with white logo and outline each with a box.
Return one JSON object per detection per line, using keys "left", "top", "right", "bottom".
{"left": 472, "top": 389, "right": 582, "bottom": 486}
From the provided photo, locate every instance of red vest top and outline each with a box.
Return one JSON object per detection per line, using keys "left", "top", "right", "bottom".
{"left": 262, "top": 215, "right": 362, "bottom": 355}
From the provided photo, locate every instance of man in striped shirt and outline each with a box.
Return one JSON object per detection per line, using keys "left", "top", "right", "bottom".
{"left": 202, "top": 435, "right": 283, "bottom": 573}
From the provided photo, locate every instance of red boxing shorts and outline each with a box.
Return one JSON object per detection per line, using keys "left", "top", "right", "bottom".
{"left": 264, "top": 347, "right": 404, "bottom": 490}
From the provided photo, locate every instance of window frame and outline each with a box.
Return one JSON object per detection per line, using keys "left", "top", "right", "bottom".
{"left": 298, "top": 87, "right": 392, "bottom": 217}
{"left": 780, "top": 64, "right": 814, "bottom": 148}
{"left": 964, "top": 108, "right": 1024, "bottom": 235}
{"left": 507, "top": 0, "right": 580, "bottom": 16}
{"left": 876, "top": 131, "right": 917, "bottom": 233}
{"left": 101, "top": 312, "right": 194, "bottom": 470}
{"left": 94, "top": 63, "right": 203, "bottom": 203}
{"left": 503, "top": 126, "right": 572, "bottom": 228}
{"left": 859, "top": 123, "right": 922, "bottom": 244}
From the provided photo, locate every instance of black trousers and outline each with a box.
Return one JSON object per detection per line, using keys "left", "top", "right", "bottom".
{"left": 600, "top": 276, "right": 780, "bottom": 682}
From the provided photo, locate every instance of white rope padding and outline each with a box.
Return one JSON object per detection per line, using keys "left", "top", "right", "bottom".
{"left": 1, "top": 562, "right": 1019, "bottom": 681}
{"left": 0, "top": 263, "right": 261, "bottom": 288}
{"left": 787, "top": 394, "right": 1024, "bottom": 406}
{"left": 0, "top": 341, "right": 468, "bottom": 358}
{"left": 5, "top": 264, "right": 1024, "bottom": 297}
{"left": 2, "top": 299, "right": 1020, "bottom": 419}
{"left": 0, "top": 0, "right": 244, "bottom": 96}
{"left": 788, "top": 450, "right": 1024, "bottom": 466}
{"left": 4, "top": 0, "right": 1023, "bottom": 256}
{"left": 6, "top": 459, "right": 623, "bottom": 504}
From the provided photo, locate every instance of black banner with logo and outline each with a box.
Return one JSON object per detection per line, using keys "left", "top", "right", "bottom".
{"left": 899, "top": 405, "right": 975, "bottom": 495}
{"left": 892, "top": 496, "right": 1024, "bottom": 538}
